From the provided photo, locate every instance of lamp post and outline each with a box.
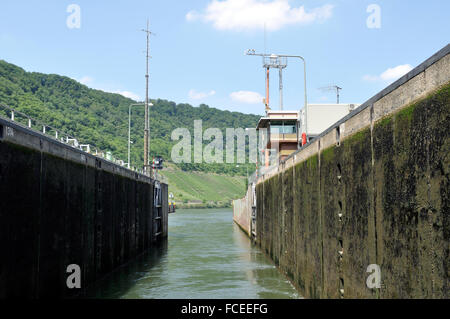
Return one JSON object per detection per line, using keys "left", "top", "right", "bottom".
{"left": 281, "top": 55, "right": 307, "bottom": 144}
{"left": 284, "top": 55, "right": 308, "bottom": 146}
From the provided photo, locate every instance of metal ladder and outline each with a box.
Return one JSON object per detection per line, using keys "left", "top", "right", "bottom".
{"left": 251, "top": 183, "right": 257, "bottom": 240}
{"left": 153, "top": 181, "right": 163, "bottom": 238}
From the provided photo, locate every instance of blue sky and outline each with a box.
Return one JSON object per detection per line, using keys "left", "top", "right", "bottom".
{"left": 0, "top": 0, "right": 448, "bottom": 115}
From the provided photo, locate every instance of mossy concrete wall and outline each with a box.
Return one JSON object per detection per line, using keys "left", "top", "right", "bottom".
{"left": 253, "top": 46, "right": 449, "bottom": 299}
{"left": 0, "top": 119, "right": 168, "bottom": 298}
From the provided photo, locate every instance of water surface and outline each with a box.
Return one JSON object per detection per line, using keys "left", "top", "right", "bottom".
{"left": 87, "top": 208, "right": 299, "bottom": 299}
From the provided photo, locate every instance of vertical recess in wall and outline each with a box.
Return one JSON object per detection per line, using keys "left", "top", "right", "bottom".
{"left": 336, "top": 132, "right": 344, "bottom": 298}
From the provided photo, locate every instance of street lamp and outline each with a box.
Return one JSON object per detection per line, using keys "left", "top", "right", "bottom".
{"left": 245, "top": 50, "right": 308, "bottom": 144}
{"left": 280, "top": 55, "right": 307, "bottom": 144}
{"left": 128, "top": 103, "right": 153, "bottom": 169}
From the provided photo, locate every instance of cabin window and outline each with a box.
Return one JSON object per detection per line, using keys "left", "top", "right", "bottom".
{"left": 270, "top": 121, "right": 297, "bottom": 134}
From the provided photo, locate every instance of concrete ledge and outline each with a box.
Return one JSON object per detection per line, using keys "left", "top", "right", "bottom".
{"left": 0, "top": 118, "right": 169, "bottom": 298}
{"left": 0, "top": 116, "right": 154, "bottom": 184}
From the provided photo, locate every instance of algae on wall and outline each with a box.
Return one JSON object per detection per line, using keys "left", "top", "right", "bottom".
{"left": 0, "top": 138, "right": 166, "bottom": 298}
{"left": 255, "top": 83, "right": 450, "bottom": 299}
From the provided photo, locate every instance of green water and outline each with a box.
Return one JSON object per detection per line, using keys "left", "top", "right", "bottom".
{"left": 87, "top": 208, "right": 300, "bottom": 299}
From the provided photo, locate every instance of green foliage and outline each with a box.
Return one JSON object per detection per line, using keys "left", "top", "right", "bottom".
{"left": 0, "top": 60, "right": 259, "bottom": 176}
{"left": 160, "top": 169, "right": 246, "bottom": 206}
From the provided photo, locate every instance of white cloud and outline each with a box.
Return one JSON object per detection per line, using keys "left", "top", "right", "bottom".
{"left": 186, "top": 0, "right": 334, "bottom": 31}
{"left": 380, "top": 64, "right": 413, "bottom": 81}
{"left": 189, "top": 89, "right": 216, "bottom": 100}
{"left": 363, "top": 64, "right": 413, "bottom": 83}
{"left": 78, "top": 76, "right": 94, "bottom": 85}
{"left": 230, "top": 91, "right": 263, "bottom": 104}
{"left": 362, "top": 74, "right": 380, "bottom": 82}
{"left": 113, "top": 91, "right": 141, "bottom": 101}
{"left": 74, "top": 76, "right": 141, "bottom": 101}
{"left": 186, "top": 11, "right": 198, "bottom": 22}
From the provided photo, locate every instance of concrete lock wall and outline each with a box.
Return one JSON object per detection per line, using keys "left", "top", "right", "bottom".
{"left": 237, "top": 45, "right": 449, "bottom": 298}
{"left": 0, "top": 118, "right": 168, "bottom": 298}
{"left": 233, "top": 186, "right": 252, "bottom": 236}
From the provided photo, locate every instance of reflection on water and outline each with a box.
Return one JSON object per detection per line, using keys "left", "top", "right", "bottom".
{"left": 86, "top": 208, "right": 300, "bottom": 299}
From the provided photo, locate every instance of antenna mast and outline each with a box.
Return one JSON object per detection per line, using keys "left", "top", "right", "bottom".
{"left": 335, "top": 85, "right": 342, "bottom": 104}
{"left": 142, "top": 20, "right": 154, "bottom": 175}
{"left": 319, "top": 85, "right": 342, "bottom": 104}
{"left": 263, "top": 55, "right": 287, "bottom": 111}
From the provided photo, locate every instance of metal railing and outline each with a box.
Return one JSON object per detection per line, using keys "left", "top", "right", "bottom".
{"left": 248, "top": 163, "right": 280, "bottom": 185}
{"left": 269, "top": 133, "right": 298, "bottom": 142}
{"left": 248, "top": 171, "right": 258, "bottom": 185}
{"left": 0, "top": 103, "right": 147, "bottom": 174}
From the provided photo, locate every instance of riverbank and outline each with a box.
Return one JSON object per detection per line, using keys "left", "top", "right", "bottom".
{"left": 174, "top": 201, "right": 232, "bottom": 209}
{"left": 160, "top": 169, "right": 246, "bottom": 206}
